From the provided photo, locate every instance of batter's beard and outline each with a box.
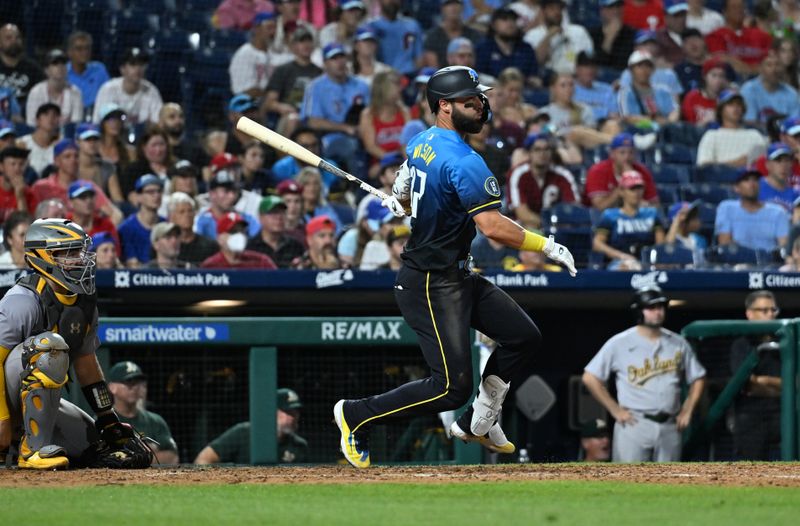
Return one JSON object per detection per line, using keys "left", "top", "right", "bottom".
{"left": 452, "top": 106, "right": 483, "bottom": 135}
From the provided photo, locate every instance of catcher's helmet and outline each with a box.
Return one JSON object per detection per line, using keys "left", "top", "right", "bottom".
{"left": 426, "top": 66, "right": 492, "bottom": 121}
{"left": 24, "top": 218, "right": 96, "bottom": 295}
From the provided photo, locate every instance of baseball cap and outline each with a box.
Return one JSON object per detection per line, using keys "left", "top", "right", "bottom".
{"left": 291, "top": 26, "right": 314, "bottom": 42}
{"left": 53, "top": 139, "right": 78, "bottom": 157}
{"left": 446, "top": 37, "right": 473, "bottom": 56}
{"left": 620, "top": 170, "right": 645, "bottom": 188}
{"left": 209, "top": 152, "right": 239, "bottom": 172}
{"left": 768, "top": 142, "right": 793, "bottom": 160}
{"left": 323, "top": 43, "right": 347, "bottom": 60}
{"left": 340, "top": 0, "right": 366, "bottom": 10}
{"left": 379, "top": 152, "right": 404, "bottom": 171}
{"left": 107, "top": 361, "right": 146, "bottom": 383}
{"left": 277, "top": 179, "right": 303, "bottom": 195}
{"left": 664, "top": 0, "right": 688, "bottom": 15}
{"left": 628, "top": 49, "right": 654, "bottom": 67}
{"left": 782, "top": 116, "right": 800, "bottom": 136}
{"left": 0, "top": 119, "right": 16, "bottom": 139}
{"left": 216, "top": 211, "right": 249, "bottom": 235}
{"left": 68, "top": 180, "right": 96, "bottom": 199}
{"left": 667, "top": 200, "right": 701, "bottom": 222}
{"left": 400, "top": 120, "right": 426, "bottom": 146}
{"left": 36, "top": 102, "right": 61, "bottom": 118}
{"left": 253, "top": 11, "right": 277, "bottom": 25}
{"left": 387, "top": 224, "right": 410, "bottom": 245}
{"left": 98, "top": 103, "right": 126, "bottom": 122}
{"left": 718, "top": 89, "right": 744, "bottom": 107}
{"left": 229, "top": 94, "right": 259, "bottom": 113}
{"left": 0, "top": 146, "right": 29, "bottom": 161}
{"left": 354, "top": 26, "right": 377, "bottom": 42}
{"left": 580, "top": 419, "right": 610, "bottom": 438}
{"left": 259, "top": 195, "right": 287, "bottom": 214}
{"left": 634, "top": 30, "right": 658, "bottom": 46}
{"left": 76, "top": 123, "right": 101, "bottom": 140}
{"left": 209, "top": 170, "right": 238, "bottom": 190}
{"left": 576, "top": 51, "right": 597, "bottom": 67}
{"left": 135, "top": 173, "right": 164, "bottom": 192}
{"left": 46, "top": 48, "right": 68, "bottom": 65}
{"left": 523, "top": 132, "right": 552, "bottom": 149}
{"left": 91, "top": 231, "right": 117, "bottom": 250}
{"left": 610, "top": 132, "right": 634, "bottom": 150}
{"left": 735, "top": 167, "right": 761, "bottom": 182}
{"left": 702, "top": 57, "right": 726, "bottom": 77}
{"left": 365, "top": 199, "right": 394, "bottom": 231}
{"left": 278, "top": 388, "right": 303, "bottom": 411}
{"left": 150, "top": 221, "right": 180, "bottom": 244}
{"left": 306, "top": 215, "right": 336, "bottom": 237}
{"left": 122, "top": 47, "right": 149, "bottom": 64}
{"left": 414, "top": 67, "right": 437, "bottom": 84}
{"left": 169, "top": 159, "right": 198, "bottom": 178}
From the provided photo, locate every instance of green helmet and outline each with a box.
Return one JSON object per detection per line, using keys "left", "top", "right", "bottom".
{"left": 24, "top": 218, "right": 96, "bottom": 295}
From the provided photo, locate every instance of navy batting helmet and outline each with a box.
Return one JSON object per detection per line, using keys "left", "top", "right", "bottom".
{"left": 630, "top": 285, "right": 668, "bottom": 324}
{"left": 425, "top": 66, "right": 492, "bottom": 121}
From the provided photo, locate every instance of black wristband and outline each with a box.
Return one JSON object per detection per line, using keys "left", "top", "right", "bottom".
{"left": 82, "top": 381, "right": 114, "bottom": 415}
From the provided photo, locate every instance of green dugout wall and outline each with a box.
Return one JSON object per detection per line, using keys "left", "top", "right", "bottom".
{"left": 87, "top": 317, "right": 482, "bottom": 465}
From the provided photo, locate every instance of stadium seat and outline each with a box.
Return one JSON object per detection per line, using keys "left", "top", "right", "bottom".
{"left": 181, "top": 0, "right": 221, "bottom": 10}
{"left": 651, "top": 163, "right": 691, "bottom": 185}
{"left": 164, "top": 11, "right": 213, "bottom": 33}
{"left": 680, "top": 183, "right": 734, "bottom": 204}
{"left": 641, "top": 243, "right": 695, "bottom": 270}
{"left": 541, "top": 203, "right": 593, "bottom": 229}
{"left": 659, "top": 122, "right": 704, "bottom": 147}
{"left": 182, "top": 47, "right": 232, "bottom": 133}
{"left": 204, "top": 29, "right": 248, "bottom": 52}
{"left": 145, "top": 29, "right": 193, "bottom": 103}
{"left": 657, "top": 143, "right": 695, "bottom": 165}
{"left": 104, "top": 8, "right": 161, "bottom": 71}
{"left": 657, "top": 185, "right": 680, "bottom": 205}
{"left": 694, "top": 201, "right": 717, "bottom": 243}
{"left": 128, "top": 0, "right": 177, "bottom": 12}
{"left": 524, "top": 89, "right": 550, "bottom": 107}
{"left": 694, "top": 164, "right": 740, "bottom": 184}
{"left": 705, "top": 244, "right": 759, "bottom": 268}
{"left": 596, "top": 67, "right": 622, "bottom": 85}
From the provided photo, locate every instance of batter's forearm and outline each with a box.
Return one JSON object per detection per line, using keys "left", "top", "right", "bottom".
{"left": 475, "top": 211, "right": 545, "bottom": 251}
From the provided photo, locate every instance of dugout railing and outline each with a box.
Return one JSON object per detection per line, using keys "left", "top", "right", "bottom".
{"left": 681, "top": 320, "right": 799, "bottom": 461}
{"left": 63, "top": 317, "right": 482, "bottom": 465}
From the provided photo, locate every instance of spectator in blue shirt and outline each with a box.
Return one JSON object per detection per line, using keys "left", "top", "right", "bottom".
{"left": 66, "top": 31, "right": 109, "bottom": 115}
{"left": 195, "top": 170, "right": 260, "bottom": 240}
{"left": 368, "top": 0, "right": 424, "bottom": 75}
{"left": 741, "top": 50, "right": 800, "bottom": 129}
{"left": 0, "top": 87, "right": 20, "bottom": 122}
{"left": 759, "top": 142, "right": 800, "bottom": 212}
{"left": 715, "top": 168, "right": 790, "bottom": 252}
{"left": 118, "top": 174, "right": 166, "bottom": 267}
{"left": 475, "top": 8, "right": 539, "bottom": 85}
{"left": 618, "top": 50, "right": 680, "bottom": 126}
{"left": 620, "top": 30, "right": 684, "bottom": 97}
{"left": 593, "top": 170, "right": 666, "bottom": 270}
{"left": 301, "top": 43, "right": 370, "bottom": 179}
{"left": 573, "top": 52, "right": 620, "bottom": 122}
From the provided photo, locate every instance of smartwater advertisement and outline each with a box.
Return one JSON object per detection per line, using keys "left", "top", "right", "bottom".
{"left": 99, "top": 323, "right": 231, "bottom": 344}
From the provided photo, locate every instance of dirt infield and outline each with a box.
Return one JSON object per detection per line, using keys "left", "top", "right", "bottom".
{"left": 2, "top": 463, "right": 800, "bottom": 488}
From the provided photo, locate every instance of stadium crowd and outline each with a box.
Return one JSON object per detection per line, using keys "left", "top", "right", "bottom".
{"left": 2, "top": 0, "right": 800, "bottom": 272}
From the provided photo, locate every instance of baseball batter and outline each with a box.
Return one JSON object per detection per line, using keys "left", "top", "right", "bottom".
{"left": 582, "top": 286, "right": 707, "bottom": 462}
{"left": 0, "top": 218, "right": 151, "bottom": 469}
{"left": 334, "top": 66, "right": 577, "bottom": 468}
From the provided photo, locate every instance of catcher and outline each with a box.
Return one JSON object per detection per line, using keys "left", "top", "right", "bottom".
{"left": 0, "top": 218, "right": 152, "bottom": 469}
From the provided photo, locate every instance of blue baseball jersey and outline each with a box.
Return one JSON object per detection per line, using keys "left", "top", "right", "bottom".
{"left": 300, "top": 74, "right": 370, "bottom": 124}
{"left": 402, "top": 127, "right": 503, "bottom": 271}
{"left": 596, "top": 207, "right": 664, "bottom": 255}
{"left": 368, "top": 17, "right": 424, "bottom": 75}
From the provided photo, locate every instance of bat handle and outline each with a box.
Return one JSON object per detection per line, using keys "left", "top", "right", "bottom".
{"left": 361, "top": 183, "right": 390, "bottom": 201}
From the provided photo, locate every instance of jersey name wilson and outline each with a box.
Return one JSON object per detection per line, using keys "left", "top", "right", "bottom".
{"left": 627, "top": 351, "right": 683, "bottom": 386}
{"left": 412, "top": 143, "right": 436, "bottom": 165}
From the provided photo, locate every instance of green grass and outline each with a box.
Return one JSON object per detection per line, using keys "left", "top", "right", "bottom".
{"left": 4, "top": 481, "right": 798, "bottom": 525}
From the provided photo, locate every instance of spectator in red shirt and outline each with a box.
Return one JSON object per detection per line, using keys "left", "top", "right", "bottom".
{"left": 583, "top": 132, "right": 659, "bottom": 210}
{"left": 66, "top": 180, "right": 120, "bottom": 253}
{"left": 506, "top": 133, "right": 579, "bottom": 227}
{"left": 754, "top": 115, "right": 800, "bottom": 191}
{"left": 293, "top": 215, "right": 341, "bottom": 269}
{"left": 29, "top": 139, "right": 119, "bottom": 218}
{"left": 0, "top": 146, "right": 35, "bottom": 222}
{"left": 623, "top": 0, "right": 665, "bottom": 30}
{"left": 682, "top": 57, "right": 728, "bottom": 124}
{"left": 201, "top": 211, "right": 277, "bottom": 269}
{"left": 705, "top": 0, "right": 772, "bottom": 76}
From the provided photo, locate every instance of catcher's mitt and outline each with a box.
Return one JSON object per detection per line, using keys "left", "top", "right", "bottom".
{"left": 83, "top": 421, "right": 154, "bottom": 469}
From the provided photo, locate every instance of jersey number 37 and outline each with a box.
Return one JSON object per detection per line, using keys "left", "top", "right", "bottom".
{"left": 410, "top": 166, "right": 426, "bottom": 219}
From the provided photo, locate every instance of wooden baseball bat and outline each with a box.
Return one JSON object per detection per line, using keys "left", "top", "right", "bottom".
{"left": 236, "top": 116, "right": 392, "bottom": 202}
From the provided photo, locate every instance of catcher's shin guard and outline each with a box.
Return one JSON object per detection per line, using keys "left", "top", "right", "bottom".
{"left": 17, "top": 333, "right": 71, "bottom": 469}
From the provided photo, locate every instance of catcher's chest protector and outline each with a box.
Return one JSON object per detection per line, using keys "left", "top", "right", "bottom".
{"left": 17, "top": 275, "right": 97, "bottom": 356}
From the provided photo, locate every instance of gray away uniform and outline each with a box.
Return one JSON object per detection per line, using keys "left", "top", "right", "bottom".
{"left": 585, "top": 326, "right": 706, "bottom": 462}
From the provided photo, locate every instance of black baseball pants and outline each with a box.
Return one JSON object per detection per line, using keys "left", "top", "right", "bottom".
{"left": 345, "top": 264, "right": 541, "bottom": 433}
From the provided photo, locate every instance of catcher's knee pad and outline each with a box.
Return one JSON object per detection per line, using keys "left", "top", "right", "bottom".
{"left": 19, "top": 332, "right": 70, "bottom": 453}
{"left": 470, "top": 375, "right": 510, "bottom": 436}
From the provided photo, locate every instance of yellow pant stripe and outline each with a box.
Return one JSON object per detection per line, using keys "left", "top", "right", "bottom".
{"left": 352, "top": 272, "right": 450, "bottom": 433}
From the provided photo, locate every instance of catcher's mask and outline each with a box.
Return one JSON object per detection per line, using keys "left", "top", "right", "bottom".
{"left": 24, "top": 218, "right": 96, "bottom": 295}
